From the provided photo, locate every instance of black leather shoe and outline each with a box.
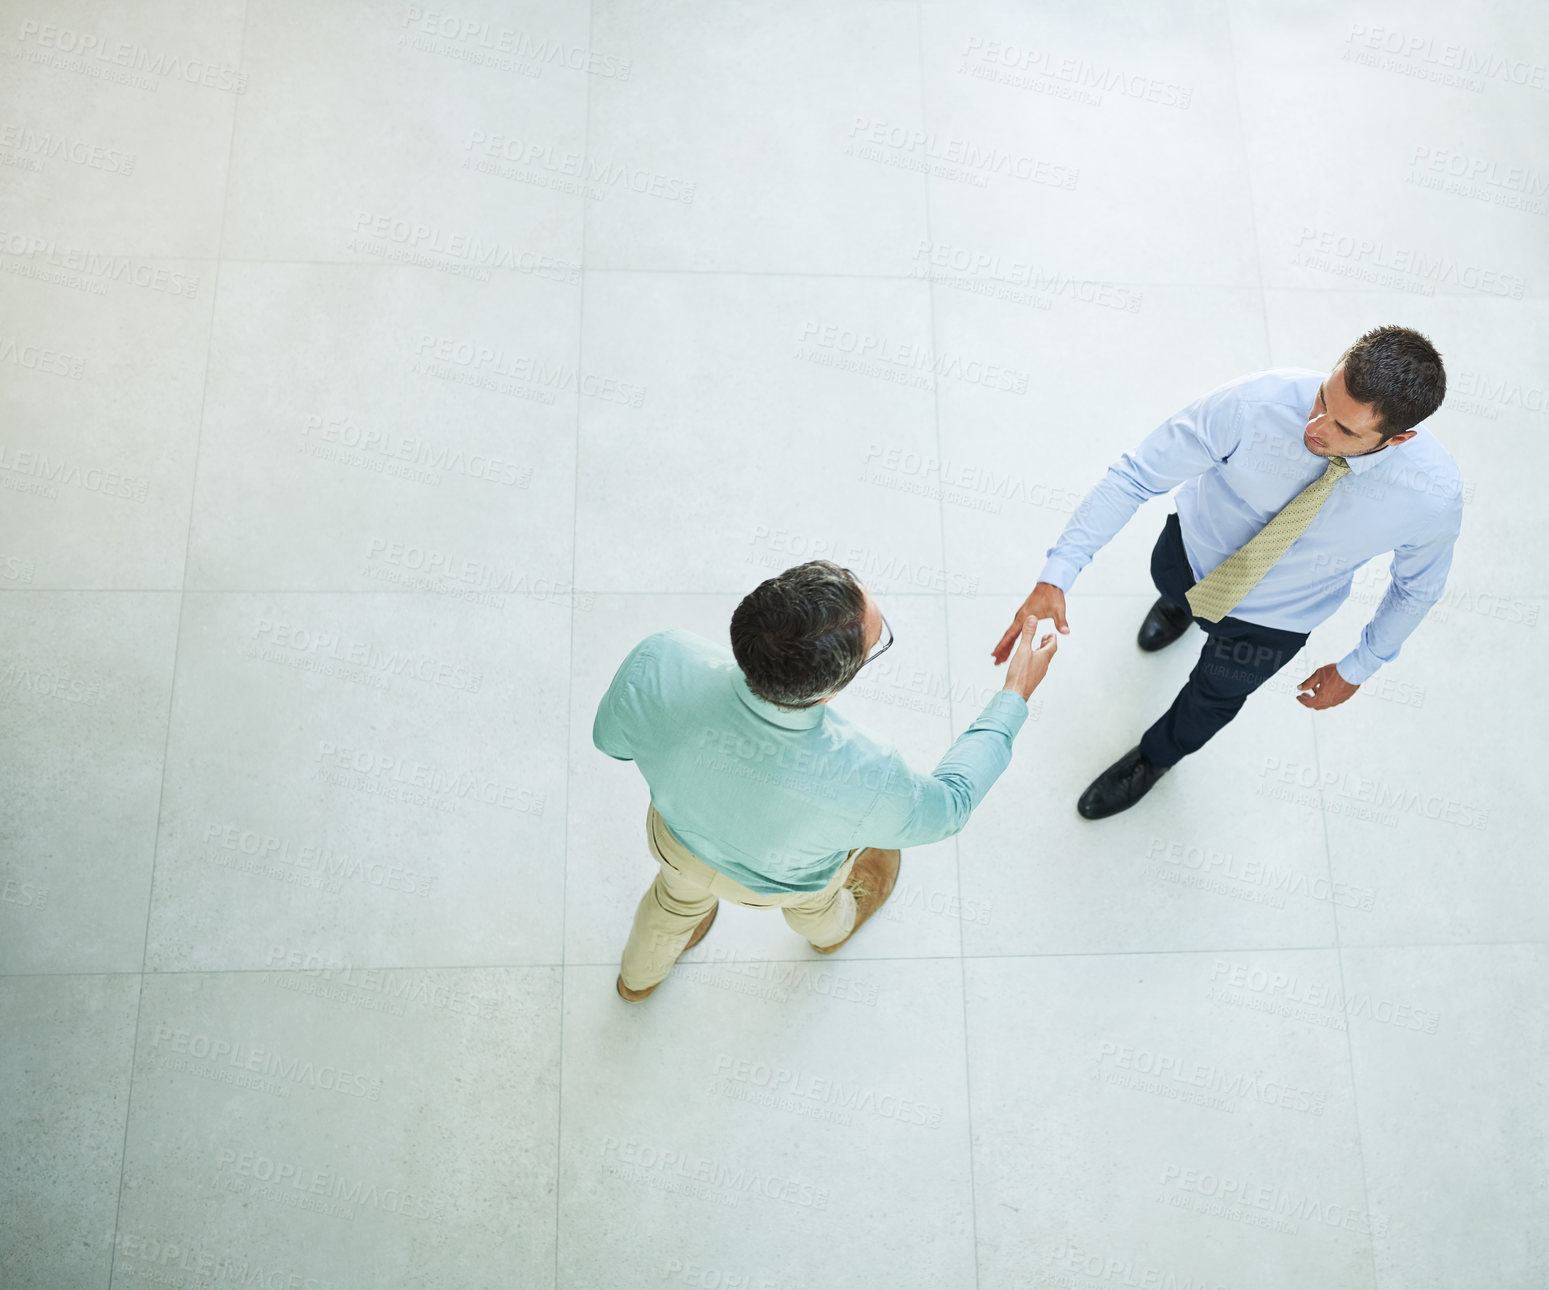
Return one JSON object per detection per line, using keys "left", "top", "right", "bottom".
{"left": 1137, "top": 597, "right": 1192, "bottom": 652}
{"left": 1077, "top": 746, "right": 1171, "bottom": 820}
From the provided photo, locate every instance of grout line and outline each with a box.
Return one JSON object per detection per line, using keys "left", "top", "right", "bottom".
{"left": 3, "top": 937, "right": 1541, "bottom": 983}
{"left": 88, "top": 257, "right": 1549, "bottom": 302}
{"left": 910, "top": 4, "right": 983, "bottom": 1285}
{"left": 552, "top": 5, "right": 597, "bottom": 1284}
{"left": 1314, "top": 711, "right": 1383, "bottom": 1288}
{"left": 8, "top": 587, "right": 1549, "bottom": 601}
{"left": 0, "top": 588, "right": 1209, "bottom": 597}
{"left": 103, "top": 6, "right": 252, "bottom": 1287}
{"left": 175, "top": 259, "right": 1269, "bottom": 287}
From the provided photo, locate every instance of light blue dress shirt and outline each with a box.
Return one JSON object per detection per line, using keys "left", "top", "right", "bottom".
{"left": 1038, "top": 369, "right": 1464, "bottom": 685}
{"left": 593, "top": 629, "right": 1029, "bottom": 894}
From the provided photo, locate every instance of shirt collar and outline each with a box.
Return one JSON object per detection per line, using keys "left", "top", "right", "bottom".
{"left": 1340, "top": 443, "right": 1388, "bottom": 475}
{"left": 1338, "top": 427, "right": 1427, "bottom": 476}
{"left": 730, "top": 671, "right": 827, "bottom": 730}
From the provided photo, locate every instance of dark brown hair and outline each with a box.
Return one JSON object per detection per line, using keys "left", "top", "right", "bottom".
{"left": 1338, "top": 325, "right": 1446, "bottom": 439}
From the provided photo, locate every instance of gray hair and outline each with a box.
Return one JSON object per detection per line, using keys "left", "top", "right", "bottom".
{"left": 729, "top": 560, "right": 868, "bottom": 708}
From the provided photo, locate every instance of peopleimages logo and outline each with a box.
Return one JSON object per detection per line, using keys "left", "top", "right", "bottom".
{"left": 104, "top": 1230, "right": 334, "bottom": 1290}
{"left": 16, "top": 20, "right": 249, "bottom": 92}
{"left": 795, "top": 320, "right": 1030, "bottom": 394}
{"left": 958, "top": 35, "right": 1194, "bottom": 109}
{"left": 215, "top": 1148, "right": 448, "bottom": 1222}
{"left": 249, "top": 618, "right": 483, "bottom": 695}
{"left": 301, "top": 414, "right": 531, "bottom": 489}
{"left": 0, "top": 230, "right": 199, "bottom": 297}
{"left": 149, "top": 1024, "right": 383, "bottom": 1100}
{"left": 909, "top": 241, "right": 1144, "bottom": 313}
{"left": 0, "top": 336, "right": 85, "bottom": 378}
{"left": 712, "top": 1053, "right": 945, "bottom": 1128}
{"left": 1207, "top": 959, "right": 1440, "bottom": 1033}
{"left": 1147, "top": 838, "right": 1377, "bottom": 911}
{"left": 1047, "top": 1238, "right": 1238, "bottom": 1290}
{"left": 1257, "top": 756, "right": 1488, "bottom": 831}
{"left": 1096, "top": 1040, "right": 1327, "bottom": 1116}
{"left": 203, "top": 820, "right": 438, "bottom": 896}
{"left": 600, "top": 1137, "right": 830, "bottom": 1210}
{"left": 845, "top": 117, "right": 1079, "bottom": 189}
{"left": 399, "top": 6, "right": 631, "bottom": 80}
{"left": 0, "top": 122, "right": 136, "bottom": 175}
{"left": 1291, "top": 226, "right": 1525, "bottom": 297}
{"left": 349, "top": 210, "right": 580, "bottom": 283}
{"left": 1158, "top": 1161, "right": 1389, "bottom": 1236}
{"left": 1342, "top": 21, "right": 1549, "bottom": 92}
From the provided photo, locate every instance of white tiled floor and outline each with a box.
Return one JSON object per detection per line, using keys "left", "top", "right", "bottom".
{"left": 2, "top": 2, "right": 1545, "bottom": 1287}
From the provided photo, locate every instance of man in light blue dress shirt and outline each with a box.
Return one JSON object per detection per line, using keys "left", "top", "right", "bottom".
{"left": 992, "top": 325, "right": 1461, "bottom": 818}
{"left": 596, "top": 561, "right": 1058, "bottom": 1000}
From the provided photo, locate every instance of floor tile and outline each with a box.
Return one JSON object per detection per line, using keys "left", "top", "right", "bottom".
{"left": 587, "top": 0, "right": 928, "bottom": 274}
{"left": 0, "top": 592, "right": 179, "bottom": 974}
{"left": 1231, "top": 0, "right": 1549, "bottom": 300}
{"left": 1307, "top": 593, "right": 1545, "bottom": 946}
{"left": 0, "top": 268, "right": 211, "bottom": 590}
{"left": 558, "top": 959, "right": 975, "bottom": 1290}
{"left": 223, "top": 0, "right": 589, "bottom": 270}
{"left": 114, "top": 966, "right": 562, "bottom": 1288}
{"left": 575, "top": 271, "right": 945, "bottom": 596}
{"left": 966, "top": 952, "right": 1375, "bottom": 1290}
{"left": 0, "top": 0, "right": 242, "bottom": 258}
{"left": 920, "top": 0, "right": 1256, "bottom": 287}
{"left": 185, "top": 262, "right": 579, "bottom": 592}
{"left": 147, "top": 592, "right": 569, "bottom": 970}
{"left": 1343, "top": 944, "right": 1549, "bottom": 1290}
{"left": 0, "top": 973, "right": 140, "bottom": 1290}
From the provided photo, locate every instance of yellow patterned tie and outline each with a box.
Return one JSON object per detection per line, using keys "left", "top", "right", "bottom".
{"left": 1185, "top": 455, "right": 1350, "bottom": 623}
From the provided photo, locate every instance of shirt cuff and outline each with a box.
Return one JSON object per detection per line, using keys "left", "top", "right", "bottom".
{"left": 1036, "top": 553, "right": 1080, "bottom": 591}
{"left": 1334, "top": 650, "right": 1375, "bottom": 687}
{"left": 976, "top": 687, "right": 1030, "bottom": 735}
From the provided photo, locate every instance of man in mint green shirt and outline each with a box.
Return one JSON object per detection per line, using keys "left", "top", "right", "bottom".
{"left": 595, "top": 559, "right": 1058, "bottom": 1000}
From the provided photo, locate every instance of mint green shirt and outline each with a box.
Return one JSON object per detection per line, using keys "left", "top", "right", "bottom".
{"left": 592, "top": 629, "right": 1030, "bottom": 895}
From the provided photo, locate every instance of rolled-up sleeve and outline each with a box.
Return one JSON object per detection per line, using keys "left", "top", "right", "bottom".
{"left": 855, "top": 690, "right": 1029, "bottom": 848}
{"left": 1039, "top": 381, "right": 1246, "bottom": 590}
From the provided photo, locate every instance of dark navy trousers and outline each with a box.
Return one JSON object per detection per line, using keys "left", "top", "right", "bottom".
{"left": 1138, "top": 512, "right": 1310, "bottom": 768}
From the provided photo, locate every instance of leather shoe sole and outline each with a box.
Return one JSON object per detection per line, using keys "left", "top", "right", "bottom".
{"left": 812, "top": 848, "right": 901, "bottom": 954}
{"left": 616, "top": 902, "right": 719, "bottom": 1002}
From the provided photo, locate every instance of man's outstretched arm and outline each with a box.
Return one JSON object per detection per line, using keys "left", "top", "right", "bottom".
{"left": 992, "top": 380, "right": 1247, "bottom": 664}
{"left": 865, "top": 626, "right": 1057, "bottom": 848}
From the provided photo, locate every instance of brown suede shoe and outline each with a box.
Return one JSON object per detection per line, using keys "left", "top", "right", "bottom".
{"left": 616, "top": 903, "right": 719, "bottom": 1002}
{"left": 811, "top": 848, "right": 901, "bottom": 955}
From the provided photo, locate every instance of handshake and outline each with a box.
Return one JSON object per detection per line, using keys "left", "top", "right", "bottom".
{"left": 994, "top": 581, "right": 1069, "bottom": 704}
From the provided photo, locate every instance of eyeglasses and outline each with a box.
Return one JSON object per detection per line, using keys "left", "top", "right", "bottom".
{"left": 856, "top": 614, "right": 893, "bottom": 671}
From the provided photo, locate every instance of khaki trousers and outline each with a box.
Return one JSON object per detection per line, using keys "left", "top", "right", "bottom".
{"left": 618, "top": 803, "right": 859, "bottom": 991}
